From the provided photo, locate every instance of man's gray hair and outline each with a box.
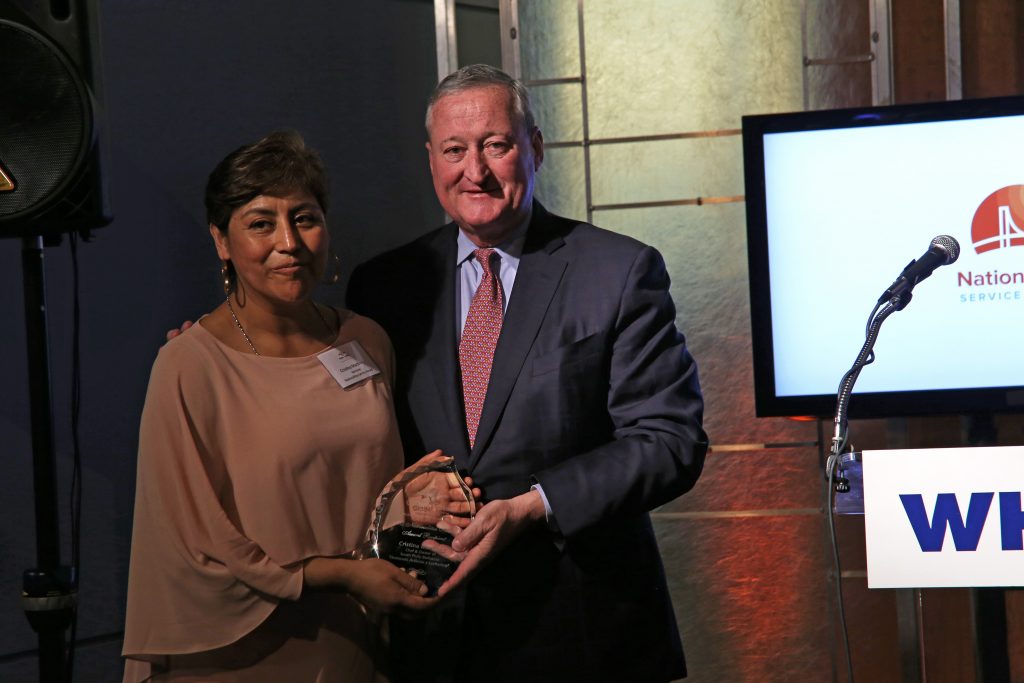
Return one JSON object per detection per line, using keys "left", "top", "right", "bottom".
{"left": 425, "top": 63, "right": 536, "bottom": 134}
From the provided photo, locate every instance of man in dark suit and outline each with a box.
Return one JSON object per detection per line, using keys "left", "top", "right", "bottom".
{"left": 348, "top": 64, "right": 708, "bottom": 683}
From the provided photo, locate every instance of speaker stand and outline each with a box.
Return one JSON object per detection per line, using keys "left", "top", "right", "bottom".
{"left": 20, "top": 235, "right": 75, "bottom": 683}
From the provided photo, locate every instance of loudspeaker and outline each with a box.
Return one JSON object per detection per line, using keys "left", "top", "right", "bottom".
{"left": 0, "top": 0, "right": 110, "bottom": 239}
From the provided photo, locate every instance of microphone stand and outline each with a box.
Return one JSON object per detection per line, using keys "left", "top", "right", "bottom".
{"left": 824, "top": 288, "right": 912, "bottom": 683}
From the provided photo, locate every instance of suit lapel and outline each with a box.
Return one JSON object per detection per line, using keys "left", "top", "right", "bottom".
{"left": 422, "top": 225, "right": 470, "bottom": 461}
{"left": 468, "top": 207, "right": 567, "bottom": 470}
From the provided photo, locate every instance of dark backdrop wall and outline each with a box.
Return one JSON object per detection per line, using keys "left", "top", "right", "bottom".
{"left": 0, "top": 1, "right": 440, "bottom": 679}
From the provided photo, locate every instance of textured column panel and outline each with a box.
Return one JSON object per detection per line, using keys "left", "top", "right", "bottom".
{"left": 658, "top": 447, "right": 823, "bottom": 514}
{"left": 804, "top": 0, "right": 870, "bottom": 60}
{"left": 583, "top": 1, "right": 804, "bottom": 137}
{"left": 805, "top": 63, "right": 873, "bottom": 110}
{"left": 804, "top": 0, "right": 873, "bottom": 110}
{"left": 655, "top": 515, "right": 833, "bottom": 683}
{"left": 518, "top": 0, "right": 579, "bottom": 81}
{"left": 535, "top": 147, "right": 587, "bottom": 222}
{"left": 588, "top": 136, "right": 743, "bottom": 207}
{"left": 530, "top": 82, "right": 584, "bottom": 144}
{"left": 832, "top": 577, "right": 902, "bottom": 682}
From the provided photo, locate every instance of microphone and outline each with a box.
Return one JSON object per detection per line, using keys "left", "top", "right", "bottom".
{"left": 878, "top": 235, "right": 960, "bottom": 302}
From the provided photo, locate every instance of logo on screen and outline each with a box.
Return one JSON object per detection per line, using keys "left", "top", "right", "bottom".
{"left": 971, "top": 185, "right": 1024, "bottom": 254}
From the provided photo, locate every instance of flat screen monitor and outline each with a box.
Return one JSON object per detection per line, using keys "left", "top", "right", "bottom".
{"left": 742, "top": 96, "right": 1024, "bottom": 418}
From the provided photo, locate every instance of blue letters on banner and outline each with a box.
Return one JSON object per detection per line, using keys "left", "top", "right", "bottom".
{"left": 999, "top": 492, "right": 1024, "bottom": 551}
{"left": 899, "top": 492, "right": 994, "bottom": 552}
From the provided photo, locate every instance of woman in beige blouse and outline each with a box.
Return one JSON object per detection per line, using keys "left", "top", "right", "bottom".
{"left": 123, "top": 131, "right": 440, "bottom": 681}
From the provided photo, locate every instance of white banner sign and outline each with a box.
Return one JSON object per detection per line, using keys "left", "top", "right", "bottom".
{"left": 863, "top": 445, "right": 1024, "bottom": 588}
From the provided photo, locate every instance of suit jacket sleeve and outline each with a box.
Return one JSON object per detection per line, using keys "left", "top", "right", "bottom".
{"left": 531, "top": 245, "right": 708, "bottom": 538}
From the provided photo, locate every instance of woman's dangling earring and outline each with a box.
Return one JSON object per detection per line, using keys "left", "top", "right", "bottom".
{"left": 221, "top": 260, "right": 234, "bottom": 295}
{"left": 325, "top": 250, "right": 341, "bottom": 285}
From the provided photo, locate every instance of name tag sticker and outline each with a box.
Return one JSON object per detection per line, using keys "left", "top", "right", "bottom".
{"left": 318, "top": 340, "right": 381, "bottom": 389}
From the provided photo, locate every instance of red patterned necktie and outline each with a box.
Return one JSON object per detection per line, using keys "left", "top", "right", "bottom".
{"left": 460, "top": 248, "right": 504, "bottom": 447}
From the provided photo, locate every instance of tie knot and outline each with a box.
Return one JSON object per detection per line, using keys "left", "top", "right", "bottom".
{"left": 474, "top": 248, "right": 498, "bottom": 276}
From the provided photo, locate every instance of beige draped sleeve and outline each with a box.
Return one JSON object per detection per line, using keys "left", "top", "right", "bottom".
{"left": 122, "top": 311, "right": 402, "bottom": 660}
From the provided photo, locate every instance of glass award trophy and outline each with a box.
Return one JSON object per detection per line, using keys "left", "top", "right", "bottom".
{"left": 356, "top": 456, "right": 477, "bottom": 596}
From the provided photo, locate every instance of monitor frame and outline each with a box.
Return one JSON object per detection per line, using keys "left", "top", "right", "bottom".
{"left": 742, "top": 95, "right": 1024, "bottom": 419}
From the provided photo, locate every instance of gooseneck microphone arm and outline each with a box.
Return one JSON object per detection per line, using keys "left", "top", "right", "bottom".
{"left": 828, "top": 293, "right": 909, "bottom": 465}
{"left": 830, "top": 234, "right": 960, "bottom": 465}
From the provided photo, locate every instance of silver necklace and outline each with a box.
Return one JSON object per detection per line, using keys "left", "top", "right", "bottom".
{"left": 225, "top": 296, "right": 335, "bottom": 356}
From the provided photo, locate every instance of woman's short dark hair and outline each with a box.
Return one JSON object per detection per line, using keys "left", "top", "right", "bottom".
{"left": 205, "top": 131, "right": 329, "bottom": 232}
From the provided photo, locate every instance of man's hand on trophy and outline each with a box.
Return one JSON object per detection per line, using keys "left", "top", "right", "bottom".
{"left": 430, "top": 489, "right": 547, "bottom": 597}
{"left": 422, "top": 517, "right": 470, "bottom": 564}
